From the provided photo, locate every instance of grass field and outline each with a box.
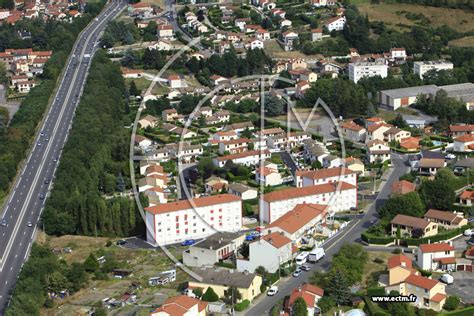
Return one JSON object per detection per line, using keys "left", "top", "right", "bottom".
{"left": 264, "top": 40, "right": 323, "bottom": 59}
{"left": 449, "top": 36, "right": 474, "bottom": 48}
{"left": 357, "top": 3, "right": 474, "bottom": 32}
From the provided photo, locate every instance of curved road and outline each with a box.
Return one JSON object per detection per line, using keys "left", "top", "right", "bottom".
{"left": 244, "top": 153, "right": 409, "bottom": 315}
{"left": 0, "top": 1, "right": 127, "bottom": 312}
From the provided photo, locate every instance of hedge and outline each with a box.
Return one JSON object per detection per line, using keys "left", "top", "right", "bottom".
{"left": 439, "top": 307, "right": 474, "bottom": 316}
{"left": 234, "top": 299, "right": 250, "bottom": 312}
{"left": 404, "top": 225, "right": 469, "bottom": 246}
{"left": 361, "top": 232, "right": 394, "bottom": 245}
{"left": 363, "top": 296, "right": 390, "bottom": 316}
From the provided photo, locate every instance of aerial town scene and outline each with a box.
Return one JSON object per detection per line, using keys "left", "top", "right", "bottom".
{"left": 0, "top": 0, "right": 473, "bottom": 315}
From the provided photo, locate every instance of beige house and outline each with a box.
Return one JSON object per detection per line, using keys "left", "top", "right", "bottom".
{"left": 139, "top": 115, "right": 159, "bottom": 128}
{"left": 366, "top": 139, "right": 391, "bottom": 163}
{"left": 390, "top": 214, "right": 438, "bottom": 238}
{"left": 205, "top": 177, "right": 229, "bottom": 194}
{"left": 256, "top": 164, "right": 282, "bottom": 186}
{"left": 366, "top": 123, "right": 392, "bottom": 142}
{"left": 188, "top": 268, "right": 262, "bottom": 302}
{"left": 151, "top": 295, "right": 208, "bottom": 316}
{"left": 423, "top": 209, "right": 467, "bottom": 229}
{"left": 383, "top": 127, "right": 411, "bottom": 143}
{"left": 228, "top": 183, "right": 257, "bottom": 200}
{"left": 340, "top": 121, "right": 366, "bottom": 143}
{"left": 344, "top": 157, "right": 365, "bottom": 174}
{"left": 418, "top": 158, "right": 445, "bottom": 176}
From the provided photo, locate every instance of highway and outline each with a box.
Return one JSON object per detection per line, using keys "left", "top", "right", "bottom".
{"left": 0, "top": 1, "right": 126, "bottom": 313}
{"left": 244, "top": 153, "right": 410, "bottom": 315}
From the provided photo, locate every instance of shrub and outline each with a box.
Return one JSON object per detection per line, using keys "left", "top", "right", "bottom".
{"left": 234, "top": 299, "right": 250, "bottom": 311}
{"left": 444, "top": 296, "right": 461, "bottom": 311}
{"left": 373, "top": 258, "right": 384, "bottom": 264}
{"left": 393, "top": 248, "right": 402, "bottom": 254}
{"left": 202, "top": 287, "right": 219, "bottom": 302}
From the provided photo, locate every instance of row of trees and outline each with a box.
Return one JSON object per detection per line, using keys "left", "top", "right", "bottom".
{"left": 0, "top": 1, "right": 106, "bottom": 201}
{"left": 41, "top": 51, "right": 144, "bottom": 237}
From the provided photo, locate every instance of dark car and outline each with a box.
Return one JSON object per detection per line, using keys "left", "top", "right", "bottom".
{"left": 116, "top": 239, "right": 127, "bottom": 246}
{"left": 39, "top": 194, "right": 45, "bottom": 200}
{"left": 44, "top": 179, "right": 50, "bottom": 184}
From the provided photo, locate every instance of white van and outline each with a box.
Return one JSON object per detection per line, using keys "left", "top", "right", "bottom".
{"left": 295, "top": 252, "right": 309, "bottom": 265}
{"left": 440, "top": 274, "right": 454, "bottom": 284}
{"left": 308, "top": 248, "right": 325, "bottom": 263}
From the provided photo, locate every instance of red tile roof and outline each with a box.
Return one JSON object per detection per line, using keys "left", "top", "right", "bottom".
{"left": 145, "top": 194, "right": 240, "bottom": 214}
{"left": 262, "top": 232, "right": 292, "bottom": 248}
{"left": 267, "top": 204, "right": 326, "bottom": 233}
{"left": 424, "top": 209, "right": 461, "bottom": 223}
{"left": 404, "top": 274, "right": 439, "bottom": 290}
{"left": 460, "top": 190, "right": 474, "bottom": 200}
{"left": 391, "top": 180, "right": 416, "bottom": 195}
{"left": 449, "top": 124, "right": 474, "bottom": 133}
{"left": 431, "top": 293, "right": 447, "bottom": 303}
{"left": 419, "top": 243, "right": 455, "bottom": 253}
{"left": 387, "top": 254, "right": 412, "bottom": 269}
{"left": 263, "top": 182, "right": 356, "bottom": 203}
{"left": 390, "top": 214, "right": 430, "bottom": 229}
{"left": 454, "top": 134, "right": 474, "bottom": 143}
{"left": 287, "top": 284, "right": 324, "bottom": 308}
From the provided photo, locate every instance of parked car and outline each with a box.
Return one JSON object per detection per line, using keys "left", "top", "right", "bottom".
{"left": 293, "top": 268, "right": 303, "bottom": 277}
{"left": 464, "top": 229, "right": 473, "bottom": 236}
{"left": 267, "top": 286, "right": 278, "bottom": 296}
{"left": 467, "top": 237, "right": 474, "bottom": 245}
{"left": 301, "top": 264, "right": 312, "bottom": 271}
{"left": 245, "top": 235, "right": 255, "bottom": 241}
{"left": 440, "top": 273, "right": 454, "bottom": 284}
{"left": 446, "top": 153, "right": 456, "bottom": 160}
{"left": 116, "top": 239, "right": 127, "bottom": 246}
{"left": 181, "top": 239, "right": 195, "bottom": 246}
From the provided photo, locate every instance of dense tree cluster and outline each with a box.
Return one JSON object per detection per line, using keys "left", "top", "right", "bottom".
{"left": 378, "top": 192, "right": 425, "bottom": 220}
{"left": 41, "top": 52, "right": 143, "bottom": 236}
{"left": 0, "top": 2, "right": 105, "bottom": 201}
{"left": 101, "top": 21, "right": 140, "bottom": 48}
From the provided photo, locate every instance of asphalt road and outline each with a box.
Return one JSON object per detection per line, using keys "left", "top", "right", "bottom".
{"left": 244, "top": 153, "right": 410, "bottom": 315}
{"left": 0, "top": 1, "right": 126, "bottom": 313}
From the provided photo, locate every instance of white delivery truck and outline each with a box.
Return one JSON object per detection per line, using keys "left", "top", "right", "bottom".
{"left": 308, "top": 247, "right": 325, "bottom": 263}
{"left": 295, "top": 252, "right": 309, "bottom": 265}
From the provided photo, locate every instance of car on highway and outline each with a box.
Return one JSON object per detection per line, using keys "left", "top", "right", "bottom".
{"left": 44, "top": 179, "right": 50, "bottom": 184}
{"left": 1, "top": 219, "right": 7, "bottom": 227}
{"left": 27, "top": 222, "right": 33, "bottom": 227}
{"left": 40, "top": 131, "right": 45, "bottom": 136}
{"left": 45, "top": 137, "right": 49, "bottom": 141}
{"left": 53, "top": 157, "right": 58, "bottom": 162}
{"left": 181, "top": 239, "right": 195, "bottom": 246}
{"left": 293, "top": 268, "right": 303, "bottom": 277}
{"left": 36, "top": 142, "right": 41, "bottom": 146}
{"left": 301, "top": 264, "right": 312, "bottom": 271}
{"left": 267, "top": 286, "right": 278, "bottom": 296}
{"left": 39, "top": 194, "right": 45, "bottom": 200}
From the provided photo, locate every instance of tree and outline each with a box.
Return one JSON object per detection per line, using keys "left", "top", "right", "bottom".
{"left": 331, "top": 243, "right": 368, "bottom": 285}
{"left": 419, "top": 169, "right": 456, "bottom": 210}
{"left": 292, "top": 297, "right": 308, "bottom": 316}
{"left": 202, "top": 287, "right": 219, "bottom": 302}
{"left": 129, "top": 80, "right": 140, "bottom": 96}
{"left": 326, "top": 271, "right": 351, "bottom": 305}
{"left": 444, "top": 296, "right": 460, "bottom": 311}
{"left": 83, "top": 253, "right": 99, "bottom": 273}
{"left": 318, "top": 296, "right": 336, "bottom": 313}
{"left": 264, "top": 95, "right": 285, "bottom": 117}
{"left": 198, "top": 157, "right": 217, "bottom": 181}
{"left": 193, "top": 288, "right": 203, "bottom": 298}
{"left": 223, "top": 286, "right": 242, "bottom": 305}
{"left": 0, "top": 62, "right": 7, "bottom": 84}
{"left": 378, "top": 192, "right": 425, "bottom": 220}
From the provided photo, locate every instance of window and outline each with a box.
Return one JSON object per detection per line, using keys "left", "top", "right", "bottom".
{"left": 176, "top": 224, "right": 179, "bottom": 228}
{"left": 210, "top": 209, "right": 214, "bottom": 214}
{"left": 210, "top": 217, "right": 214, "bottom": 221}
{"left": 184, "top": 215, "right": 188, "bottom": 220}
{"left": 176, "top": 230, "right": 179, "bottom": 234}
{"left": 175, "top": 216, "right": 179, "bottom": 222}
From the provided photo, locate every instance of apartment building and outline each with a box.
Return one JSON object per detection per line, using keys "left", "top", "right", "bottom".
{"left": 295, "top": 167, "right": 357, "bottom": 188}
{"left": 348, "top": 62, "right": 388, "bottom": 83}
{"left": 145, "top": 194, "right": 242, "bottom": 245}
{"left": 414, "top": 60, "right": 453, "bottom": 79}
{"left": 260, "top": 182, "right": 356, "bottom": 223}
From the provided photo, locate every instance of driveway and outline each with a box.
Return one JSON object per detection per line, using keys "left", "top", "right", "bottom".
{"left": 445, "top": 271, "right": 474, "bottom": 304}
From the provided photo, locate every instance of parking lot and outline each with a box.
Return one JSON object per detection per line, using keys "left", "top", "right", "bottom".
{"left": 445, "top": 271, "right": 474, "bottom": 304}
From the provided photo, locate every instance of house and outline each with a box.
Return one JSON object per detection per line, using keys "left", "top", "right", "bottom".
{"left": 416, "top": 242, "right": 456, "bottom": 271}
{"left": 322, "top": 155, "right": 344, "bottom": 169}
{"left": 366, "top": 123, "right": 392, "bottom": 142}
{"left": 205, "top": 177, "right": 228, "bottom": 194}
{"left": 168, "top": 74, "right": 185, "bottom": 89}
{"left": 237, "top": 232, "right": 293, "bottom": 273}
{"left": 311, "top": 0, "right": 327, "bottom": 7}
{"left": 390, "top": 214, "right": 438, "bottom": 238}
{"left": 344, "top": 157, "right": 365, "bottom": 174}
{"left": 235, "top": 17, "right": 250, "bottom": 31}
{"left": 148, "top": 39, "right": 172, "bottom": 51}
{"left": 311, "top": 28, "right": 323, "bottom": 42}
{"left": 145, "top": 187, "right": 168, "bottom": 205}
{"left": 158, "top": 24, "right": 174, "bottom": 39}
{"left": 383, "top": 127, "right": 411, "bottom": 143}
{"left": 267, "top": 132, "right": 311, "bottom": 150}
{"left": 295, "top": 80, "right": 310, "bottom": 98}
{"left": 270, "top": 8, "right": 286, "bottom": 19}
{"left": 285, "top": 284, "right": 324, "bottom": 316}
{"left": 453, "top": 158, "right": 474, "bottom": 174}
{"left": 224, "top": 121, "right": 255, "bottom": 134}
{"left": 183, "top": 232, "right": 245, "bottom": 268}
{"left": 256, "top": 164, "right": 282, "bottom": 186}
{"left": 390, "top": 47, "right": 407, "bottom": 61}
{"left": 280, "top": 19, "right": 292, "bottom": 28}
{"left": 349, "top": 62, "right": 388, "bottom": 83}
{"left": 414, "top": 60, "right": 453, "bottom": 79}
{"left": 263, "top": 203, "right": 327, "bottom": 244}
{"left": 418, "top": 158, "right": 445, "bottom": 176}
{"left": 168, "top": 143, "right": 203, "bottom": 162}
{"left": 366, "top": 140, "right": 390, "bottom": 163}
{"left": 383, "top": 254, "right": 447, "bottom": 311}
{"left": 138, "top": 114, "right": 158, "bottom": 129}
{"left": 218, "top": 138, "right": 249, "bottom": 154}
{"left": 325, "top": 15, "right": 346, "bottom": 32}
{"left": 260, "top": 182, "right": 357, "bottom": 223}
{"left": 213, "top": 150, "right": 271, "bottom": 168}
{"left": 145, "top": 194, "right": 242, "bottom": 245}
{"left": 145, "top": 148, "right": 171, "bottom": 162}
{"left": 423, "top": 209, "right": 467, "bottom": 229}
{"left": 249, "top": 38, "right": 264, "bottom": 50}
{"left": 162, "top": 123, "right": 197, "bottom": 139}
{"left": 282, "top": 31, "right": 298, "bottom": 51}
{"left": 162, "top": 109, "right": 181, "bottom": 122}
{"left": 391, "top": 180, "right": 416, "bottom": 195}
{"left": 400, "top": 137, "right": 420, "bottom": 152}
{"left": 228, "top": 183, "right": 257, "bottom": 200}
{"left": 188, "top": 267, "right": 262, "bottom": 302}
{"left": 150, "top": 295, "right": 208, "bottom": 316}
{"left": 213, "top": 131, "right": 237, "bottom": 142}
{"left": 209, "top": 74, "right": 229, "bottom": 86}
{"left": 448, "top": 124, "right": 474, "bottom": 137}
{"left": 255, "top": 28, "right": 271, "bottom": 41}
{"left": 459, "top": 189, "right": 474, "bottom": 206}
{"left": 259, "top": 127, "right": 284, "bottom": 139}
{"left": 134, "top": 135, "right": 153, "bottom": 149}
{"left": 295, "top": 167, "right": 357, "bottom": 188}
{"left": 340, "top": 121, "right": 366, "bottom": 143}
{"left": 453, "top": 134, "right": 474, "bottom": 152}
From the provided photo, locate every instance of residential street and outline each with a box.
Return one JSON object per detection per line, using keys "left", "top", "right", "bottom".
{"left": 243, "top": 153, "right": 409, "bottom": 315}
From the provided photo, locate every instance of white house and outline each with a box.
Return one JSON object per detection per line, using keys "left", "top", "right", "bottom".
{"left": 263, "top": 203, "right": 327, "bottom": 244}
{"left": 416, "top": 243, "right": 456, "bottom": 272}
{"left": 366, "top": 139, "right": 391, "bottom": 163}
{"left": 340, "top": 120, "right": 366, "bottom": 143}
{"left": 145, "top": 194, "right": 242, "bottom": 245}
{"left": 158, "top": 25, "right": 174, "bottom": 39}
{"left": 390, "top": 47, "right": 407, "bottom": 61}
{"left": 228, "top": 183, "right": 258, "bottom": 200}
{"left": 249, "top": 39, "right": 264, "bottom": 50}
{"left": 349, "top": 61, "right": 388, "bottom": 83}
{"left": 325, "top": 15, "right": 346, "bottom": 32}
{"left": 218, "top": 138, "right": 249, "bottom": 154}
{"left": 453, "top": 134, "right": 474, "bottom": 152}
{"left": 168, "top": 74, "right": 185, "bottom": 89}
{"left": 286, "top": 284, "right": 324, "bottom": 316}
{"left": 260, "top": 182, "right": 357, "bottom": 223}
{"left": 213, "top": 131, "right": 237, "bottom": 142}
{"left": 134, "top": 135, "right": 153, "bottom": 150}
{"left": 213, "top": 150, "right": 271, "bottom": 168}
{"left": 311, "top": 28, "right": 323, "bottom": 42}
{"left": 256, "top": 165, "right": 283, "bottom": 186}
{"left": 237, "top": 232, "right": 293, "bottom": 273}
{"left": 414, "top": 60, "right": 454, "bottom": 79}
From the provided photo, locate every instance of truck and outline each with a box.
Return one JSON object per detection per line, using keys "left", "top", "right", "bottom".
{"left": 295, "top": 252, "right": 309, "bottom": 265}
{"left": 308, "top": 247, "right": 325, "bottom": 263}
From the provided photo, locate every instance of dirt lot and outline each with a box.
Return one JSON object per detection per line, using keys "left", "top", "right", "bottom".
{"left": 357, "top": 3, "right": 474, "bottom": 33}
{"left": 449, "top": 36, "right": 474, "bottom": 48}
